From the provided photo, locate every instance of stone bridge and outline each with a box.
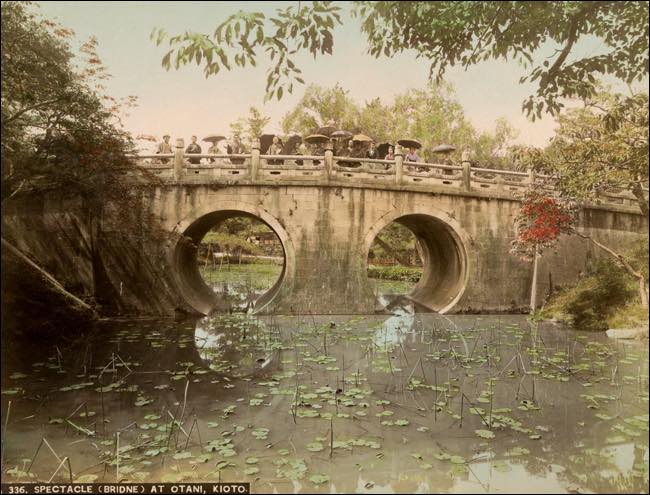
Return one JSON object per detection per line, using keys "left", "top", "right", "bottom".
{"left": 130, "top": 141, "right": 648, "bottom": 315}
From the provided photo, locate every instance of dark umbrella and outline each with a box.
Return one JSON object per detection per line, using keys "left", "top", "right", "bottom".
{"left": 397, "top": 138, "right": 422, "bottom": 149}
{"left": 282, "top": 134, "right": 302, "bottom": 155}
{"left": 304, "top": 134, "right": 330, "bottom": 144}
{"left": 432, "top": 144, "right": 457, "bottom": 154}
{"left": 260, "top": 134, "right": 282, "bottom": 154}
{"left": 331, "top": 130, "right": 352, "bottom": 139}
{"left": 203, "top": 134, "right": 227, "bottom": 143}
{"left": 377, "top": 142, "right": 393, "bottom": 158}
{"left": 316, "top": 125, "right": 337, "bottom": 137}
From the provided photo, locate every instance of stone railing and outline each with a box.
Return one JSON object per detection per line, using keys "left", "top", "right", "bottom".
{"left": 131, "top": 139, "right": 648, "bottom": 212}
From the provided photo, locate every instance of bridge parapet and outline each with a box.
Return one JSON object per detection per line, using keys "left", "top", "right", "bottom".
{"left": 131, "top": 146, "right": 647, "bottom": 214}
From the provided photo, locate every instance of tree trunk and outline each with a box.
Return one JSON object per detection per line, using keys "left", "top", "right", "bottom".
{"left": 1, "top": 237, "right": 98, "bottom": 317}
{"left": 576, "top": 231, "right": 649, "bottom": 309}
{"left": 631, "top": 181, "right": 649, "bottom": 218}
{"left": 639, "top": 275, "right": 649, "bottom": 309}
{"left": 530, "top": 244, "right": 539, "bottom": 312}
{"left": 375, "top": 236, "right": 412, "bottom": 266}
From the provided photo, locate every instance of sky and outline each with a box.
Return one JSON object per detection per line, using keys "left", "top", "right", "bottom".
{"left": 38, "top": 1, "right": 646, "bottom": 149}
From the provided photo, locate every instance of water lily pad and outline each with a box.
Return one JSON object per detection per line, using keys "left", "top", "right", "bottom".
{"left": 309, "top": 474, "right": 329, "bottom": 485}
{"left": 306, "top": 442, "right": 324, "bottom": 452}
{"left": 475, "top": 429, "right": 495, "bottom": 439}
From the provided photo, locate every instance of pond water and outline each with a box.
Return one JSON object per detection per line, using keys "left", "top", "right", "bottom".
{"left": 199, "top": 263, "right": 420, "bottom": 312}
{"left": 1, "top": 313, "right": 648, "bottom": 493}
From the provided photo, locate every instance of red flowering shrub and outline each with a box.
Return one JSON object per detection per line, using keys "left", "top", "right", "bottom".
{"left": 511, "top": 190, "right": 577, "bottom": 260}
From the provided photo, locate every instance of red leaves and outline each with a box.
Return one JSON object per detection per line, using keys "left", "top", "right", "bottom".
{"left": 511, "top": 190, "right": 576, "bottom": 260}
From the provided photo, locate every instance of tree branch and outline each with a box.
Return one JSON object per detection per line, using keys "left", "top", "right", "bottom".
{"left": 574, "top": 230, "right": 643, "bottom": 279}
{"left": 3, "top": 97, "right": 67, "bottom": 125}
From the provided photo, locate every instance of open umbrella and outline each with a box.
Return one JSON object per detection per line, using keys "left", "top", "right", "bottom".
{"left": 397, "top": 138, "right": 422, "bottom": 149}
{"left": 260, "top": 134, "right": 283, "bottom": 154}
{"left": 304, "top": 134, "right": 330, "bottom": 144}
{"left": 432, "top": 144, "right": 457, "bottom": 154}
{"left": 203, "top": 134, "right": 227, "bottom": 143}
{"left": 352, "top": 134, "right": 373, "bottom": 142}
{"left": 282, "top": 134, "right": 302, "bottom": 155}
{"left": 331, "top": 130, "right": 352, "bottom": 139}
{"left": 136, "top": 134, "right": 157, "bottom": 142}
{"left": 377, "top": 142, "right": 393, "bottom": 158}
{"left": 316, "top": 125, "right": 337, "bottom": 137}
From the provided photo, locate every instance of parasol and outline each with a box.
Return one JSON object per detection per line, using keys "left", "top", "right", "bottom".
{"left": 331, "top": 130, "right": 352, "bottom": 139}
{"left": 352, "top": 134, "right": 373, "bottom": 142}
{"left": 432, "top": 144, "right": 457, "bottom": 154}
{"left": 136, "top": 134, "right": 157, "bottom": 142}
{"left": 377, "top": 142, "right": 393, "bottom": 158}
{"left": 203, "top": 134, "right": 227, "bottom": 143}
{"left": 282, "top": 134, "right": 302, "bottom": 155}
{"left": 260, "top": 134, "right": 283, "bottom": 154}
{"left": 397, "top": 138, "right": 422, "bottom": 149}
{"left": 304, "top": 134, "right": 330, "bottom": 144}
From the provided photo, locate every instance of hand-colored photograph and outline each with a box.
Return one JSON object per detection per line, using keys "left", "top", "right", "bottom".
{"left": 1, "top": 2, "right": 648, "bottom": 494}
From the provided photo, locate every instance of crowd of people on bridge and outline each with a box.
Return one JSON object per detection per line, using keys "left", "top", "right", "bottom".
{"left": 142, "top": 127, "right": 453, "bottom": 170}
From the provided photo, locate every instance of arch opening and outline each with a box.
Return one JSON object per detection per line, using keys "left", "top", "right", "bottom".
{"left": 366, "top": 214, "right": 468, "bottom": 314}
{"left": 174, "top": 210, "right": 287, "bottom": 315}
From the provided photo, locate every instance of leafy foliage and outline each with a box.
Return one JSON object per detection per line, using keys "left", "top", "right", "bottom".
{"left": 151, "top": 2, "right": 342, "bottom": 102}
{"left": 511, "top": 190, "right": 576, "bottom": 260}
{"left": 367, "top": 265, "right": 422, "bottom": 283}
{"left": 229, "top": 107, "right": 271, "bottom": 145}
{"left": 354, "top": 2, "right": 649, "bottom": 119}
{"left": 1, "top": 1, "right": 143, "bottom": 212}
{"left": 281, "top": 83, "right": 518, "bottom": 166}
{"left": 513, "top": 90, "right": 649, "bottom": 217}
{"left": 152, "top": 2, "right": 649, "bottom": 117}
{"left": 542, "top": 258, "right": 637, "bottom": 331}
{"left": 201, "top": 217, "right": 278, "bottom": 257}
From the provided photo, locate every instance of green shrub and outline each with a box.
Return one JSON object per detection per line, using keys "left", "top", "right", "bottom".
{"left": 367, "top": 265, "right": 422, "bottom": 282}
{"left": 542, "top": 258, "right": 636, "bottom": 331}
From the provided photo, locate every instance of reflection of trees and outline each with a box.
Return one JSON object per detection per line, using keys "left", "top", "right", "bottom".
{"left": 365, "top": 314, "right": 649, "bottom": 493}
{"left": 194, "top": 314, "right": 279, "bottom": 378}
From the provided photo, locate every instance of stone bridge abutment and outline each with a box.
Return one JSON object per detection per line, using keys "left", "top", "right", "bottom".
{"left": 147, "top": 183, "right": 647, "bottom": 315}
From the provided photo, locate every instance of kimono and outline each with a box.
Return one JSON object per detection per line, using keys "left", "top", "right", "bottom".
{"left": 156, "top": 141, "right": 172, "bottom": 163}
{"left": 185, "top": 142, "right": 202, "bottom": 164}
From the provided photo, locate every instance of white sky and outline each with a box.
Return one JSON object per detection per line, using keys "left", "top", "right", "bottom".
{"left": 38, "top": 1, "right": 647, "bottom": 148}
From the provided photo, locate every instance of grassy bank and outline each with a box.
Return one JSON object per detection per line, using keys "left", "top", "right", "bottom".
{"left": 199, "top": 263, "right": 283, "bottom": 291}
{"left": 367, "top": 265, "right": 422, "bottom": 282}
{"left": 538, "top": 252, "right": 648, "bottom": 331}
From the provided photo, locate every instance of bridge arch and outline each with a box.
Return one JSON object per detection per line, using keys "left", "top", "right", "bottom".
{"left": 364, "top": 207, "right": 471, "bottom": 314}
{"left": 172, "top": 200, "right": 295, "bottom": 315}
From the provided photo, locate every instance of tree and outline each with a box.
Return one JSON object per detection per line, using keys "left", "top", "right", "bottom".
{"left": 512, "top": 190, "right": 648, "bottom": 309}
{"left": 151, "top": 2, "right": 649, "bottom": 117}
{"left": 2, "top": 1, "right": 158, "bottom": 317}
{"left": 514, "top": 90, "right": 649, "bottom": 217}
{"left": 281, "top": 82, "right": 518, "bottom": 166}
{"left": 1, "top": 1, "right": 141, "bottom": 207}
{"left": 230, "top": 106, "right": 271, "bottom": 144}
{"left": 281, "top": 84, "right": 358, "bottom": 135}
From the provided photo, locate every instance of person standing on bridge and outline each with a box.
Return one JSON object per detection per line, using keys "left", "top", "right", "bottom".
{"left": 405, "top": 147, "right": 420, "bottom": 163}
{"left": 366, "top": 142, "right": 378, "bottom": 159}
{"left": 156, "top": 134, "right": 172, "bottom": 163}
{"left": 405, "top": 146, "right": 424, "bottom": 173}
{"left": 267, "top": 136, "right": 283, "bottom": 165}
{"left": 383, "top": 145, "right": 395, "bottom": 170}
{"left": 185, "top": 135, "right": 202, "bottom": 164}
{"left": 228, "top": 134, "right": 246, "bottom": 164}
